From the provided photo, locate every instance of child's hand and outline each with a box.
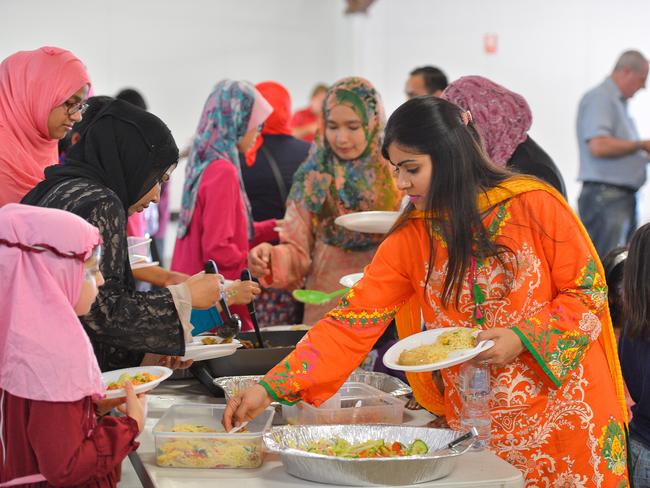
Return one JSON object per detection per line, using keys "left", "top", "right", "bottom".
{"left": 474, "top": 328, "right": 525, "bottom": 367}
{"left": 122, "top": 381, "right": 146, "bottom": 433}
{"left": 93, "top": 396, "right": 127, "bottom": 416}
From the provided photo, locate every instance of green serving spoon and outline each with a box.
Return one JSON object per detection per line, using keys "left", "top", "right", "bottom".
{"left": 292, "top": 287, "right": 350, "bottom": 305}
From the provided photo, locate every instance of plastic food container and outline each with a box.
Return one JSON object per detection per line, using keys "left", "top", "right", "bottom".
{"left": 126, "top": 236, "right": 151, "bottom": 265}
{"left": 152, "top": 403, "right": 274, "bottom": 468}
{"left": 214, "top": 371, "right": 411, "bottom": 403}
{"left": 282, "top": 382, "right": 404, "bottom": 426}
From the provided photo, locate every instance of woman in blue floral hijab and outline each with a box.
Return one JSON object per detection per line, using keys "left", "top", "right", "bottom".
{"left": 172, "top": 80, "right": 275, "bottom": 330}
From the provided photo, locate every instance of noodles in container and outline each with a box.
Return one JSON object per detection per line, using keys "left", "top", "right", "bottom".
{"left": 153, "top": 403, "right": 274, "bottom": 468}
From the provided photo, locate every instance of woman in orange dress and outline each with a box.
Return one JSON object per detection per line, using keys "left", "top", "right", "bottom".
{"left": 225, "top": 96, "right": 629, "bottom": 486}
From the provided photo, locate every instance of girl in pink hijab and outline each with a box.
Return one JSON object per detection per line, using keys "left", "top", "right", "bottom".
{"left": 0, "top": 46, "right": 90, "bottom": 206}
{"left": 0, "top": 204, "right": 144, "bottom": 488}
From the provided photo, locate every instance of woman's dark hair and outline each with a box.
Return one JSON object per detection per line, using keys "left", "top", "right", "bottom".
{"left": 116, "top": 88, "right": 148, "bottom": 110}
{"left": 602, "top": 246, "right": 627, "bottom": 329}
{"left": 623, "top": 223, "right": 650, "bottom": 340}
{"left": 59, "top": 96, "right": 114, "bottom": 155}
{"left": 382, "top": 96, "right": 514, "bottom": 308}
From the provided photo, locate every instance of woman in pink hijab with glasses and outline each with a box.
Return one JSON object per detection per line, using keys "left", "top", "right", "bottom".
{"left": 0, "top": 46, "right": 90, "bottom": 206}
{"left": 442, "top": 75, "right": 566, "bottom": 197}
{"left": 0, "top": 204, "right": 144, "bottom": 488}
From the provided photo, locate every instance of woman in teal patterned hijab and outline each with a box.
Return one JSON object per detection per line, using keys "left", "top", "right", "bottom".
{"left": 287, "top": 76, "right": 399, "bottom": 251}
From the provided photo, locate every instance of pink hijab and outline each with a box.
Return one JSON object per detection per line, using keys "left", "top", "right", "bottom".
{"left": 0, "top": 46, "right": 91, "bottom": 206}
{"left": 442, "top": 75, "right": 532, "bottom": 167}
{"left": 0, "top": 204, "right": 104, "bottom": 402}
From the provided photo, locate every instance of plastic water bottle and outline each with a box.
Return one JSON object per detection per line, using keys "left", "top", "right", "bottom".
{"left": 459, "top": 361, "right": 492, "bottom": 450}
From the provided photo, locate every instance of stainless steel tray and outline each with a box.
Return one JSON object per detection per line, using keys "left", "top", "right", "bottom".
{"left": 214, "top": 370, "right": 412, "bottom": 404}
{"left": 264, "top": 424, "right": 473, "bottom": 486}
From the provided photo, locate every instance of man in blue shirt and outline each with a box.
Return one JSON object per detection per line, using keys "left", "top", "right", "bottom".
{"left": 577, "top": 50, "right": 650, "bottom": 257}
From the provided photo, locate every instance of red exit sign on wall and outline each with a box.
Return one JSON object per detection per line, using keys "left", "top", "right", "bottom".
{"left": 484, "top": 33, "right": 498, "bottom": 54}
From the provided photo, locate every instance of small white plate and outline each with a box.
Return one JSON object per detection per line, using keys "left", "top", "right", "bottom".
{"left": 187, "top": 335, "right": 238, "bottom": 346}
{"left": 382, "top": 327, "right": 495, "bottom": 372}
{"left": 102, "top": 366, "right": 172, "bottom": 399}
{"left": 339, "top": 272, "right": 364, "bottom": 288}
{"left": 181, "top": 337, "right": 242, "bottom": 362}
{"left": 334, "top": 211, "right": 400, "bottom": 234}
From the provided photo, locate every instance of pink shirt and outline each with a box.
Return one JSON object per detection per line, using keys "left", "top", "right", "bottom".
{"left": 171, "top": 160, "right": 277, "bottom": 330}
{"left": 126, "top": 212, "right": 146, "bottom": 237}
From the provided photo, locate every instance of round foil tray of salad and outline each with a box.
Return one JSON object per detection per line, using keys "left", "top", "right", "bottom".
{"left": 264, "top": 424, "right": 474, "bottom": 486}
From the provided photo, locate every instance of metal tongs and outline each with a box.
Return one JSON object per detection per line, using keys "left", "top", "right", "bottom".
{"left": 204, "top": 260, "right": 241, "bottom": 340}
{"left": 241, "top": 268, "right": 264, "bottom": 348}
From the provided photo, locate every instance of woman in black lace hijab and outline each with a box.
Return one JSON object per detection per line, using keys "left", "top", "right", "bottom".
{"left": 23, "top": 99, "right": 222, "bottom": 370}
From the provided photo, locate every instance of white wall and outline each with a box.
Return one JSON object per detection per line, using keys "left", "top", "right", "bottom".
{"left": 3, "top": 0, "right": 650, "bottom": 224}
{"left": 0, "top": 0, "right": 356, "bottom": 214}
{"left": 342, "top": 0, "right": 650, "bottom": 220}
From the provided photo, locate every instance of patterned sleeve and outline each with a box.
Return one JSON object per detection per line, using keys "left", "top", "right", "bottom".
{"left": 510, "top": 191, "right": 608, "bottom": 388}
{"left": 261, "top": 201, "right": 315, "bottom": 290}
{"left": 81, "top": 198, "right": 185, "bottom": 358}
{"left": 260, "top": 230, "right": 415, "bottom": 406}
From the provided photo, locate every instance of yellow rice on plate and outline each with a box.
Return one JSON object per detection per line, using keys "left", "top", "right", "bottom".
{"left": 398, "top": 328, "right": 477, "bottom": 366}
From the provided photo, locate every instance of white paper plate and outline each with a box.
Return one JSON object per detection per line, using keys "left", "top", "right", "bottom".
{"left": 181, "top": 337, "right": 242, "bottom": 362}
{"left": 382, "top": 327, "right": 495, "bottom": 372}
{"left": 102, "top": 366, "right": 172, "bottom": 399}
{"left": 339, "top": 272, "right": 364, "bottom": 288}
{"left": 334, "top": 211, "right": 400, "bottom": 234}
{"left": 187, "top": 335, "right": 238, "bottom": 346}
{"left": 181, "top": 345, "right": 240, "bottom": 362}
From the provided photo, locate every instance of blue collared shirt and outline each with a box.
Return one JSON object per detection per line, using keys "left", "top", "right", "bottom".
{"left": 577, "top": 77, "right": 647, "bottom": 189}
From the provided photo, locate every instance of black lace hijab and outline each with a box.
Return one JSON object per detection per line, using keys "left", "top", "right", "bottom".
{"left": 23, "top": 99, "right": 179, "bottom": 211}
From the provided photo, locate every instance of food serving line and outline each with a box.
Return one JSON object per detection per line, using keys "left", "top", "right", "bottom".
{"left": 120, "top": 213, "right": 523, "bottom": 486}
{"left": 126, "top": 378, "right": 524, "bottom": 488}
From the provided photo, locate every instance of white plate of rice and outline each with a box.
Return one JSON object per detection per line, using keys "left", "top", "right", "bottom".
{"left": 382, "top": 327, "right": 494, "bottom": 372}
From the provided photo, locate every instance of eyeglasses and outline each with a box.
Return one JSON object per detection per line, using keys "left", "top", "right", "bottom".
{"left": 62, "top": 100, "right": 89, "bottom": 116}
{"left": 83, "top": 245, "right": 102, "bottom": 281}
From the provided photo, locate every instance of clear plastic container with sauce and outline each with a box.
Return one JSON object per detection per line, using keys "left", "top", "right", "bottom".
{"left": 282, "top": 382, "right": 405, "bottom": 425}
{"left": 152, "top": 403, "right": 274, "bottom": 468}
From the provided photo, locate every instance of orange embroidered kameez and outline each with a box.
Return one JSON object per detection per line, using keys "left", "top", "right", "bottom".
{"left": 260, "top": 178, "right": 629, "bottom": 487}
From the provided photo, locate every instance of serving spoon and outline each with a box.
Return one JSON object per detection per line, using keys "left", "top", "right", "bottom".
{"left": 292, "top": 288, "right": 349, "bottom": 305}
